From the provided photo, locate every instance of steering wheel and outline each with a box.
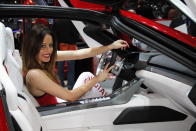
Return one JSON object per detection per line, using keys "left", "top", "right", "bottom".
{"left": 96, "top": 50, "right": 124, "bottom": 76}
{"left": 96, "top": 51, "right": 113, "bottom": 75}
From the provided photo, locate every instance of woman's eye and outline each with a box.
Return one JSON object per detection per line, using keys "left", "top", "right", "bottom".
{"left": 41, "top": 45, "right": 46, "bottom": 48}
{"left": 41, "top": 43, "right": 53, "bottom": 49}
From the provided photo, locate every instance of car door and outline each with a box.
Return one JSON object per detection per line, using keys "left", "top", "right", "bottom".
{"left": 66, "top": 0, "right": 196, "bottom": 71}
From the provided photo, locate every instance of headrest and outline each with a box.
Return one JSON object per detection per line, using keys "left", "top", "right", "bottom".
{"left": 0, "top": 22, "right": 7, "bottom": 63}
{"left": 5, "top": 50, "right": 23, "bottom": 92}
{"left": 5, "top": 27, "right": 15, "bottom": 52}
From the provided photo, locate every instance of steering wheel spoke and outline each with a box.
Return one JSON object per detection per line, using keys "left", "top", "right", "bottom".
{"left": 96, "top": 51, "right": 124, "bottom": 76}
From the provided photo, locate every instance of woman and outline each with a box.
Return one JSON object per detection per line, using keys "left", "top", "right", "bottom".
{"left": 22, "top": 24, "right": 129, "bottom": 106}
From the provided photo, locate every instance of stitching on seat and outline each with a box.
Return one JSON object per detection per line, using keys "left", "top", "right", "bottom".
{"left": 17, "top": 93, "right": 27, "bottom": 101}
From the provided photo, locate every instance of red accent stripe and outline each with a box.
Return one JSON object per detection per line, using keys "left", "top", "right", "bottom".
{"left": 0, "top": 98, "right": 9, "bottom": 131}
{"left": 120, "top": 10, "right": 196, "bottom": 48}
{"left": 69, "top": 0, "right": 112, "bottom": 11}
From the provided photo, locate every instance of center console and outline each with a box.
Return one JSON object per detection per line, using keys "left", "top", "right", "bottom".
{"left": 37, "top": 78, "right": 143, "bottom": 116}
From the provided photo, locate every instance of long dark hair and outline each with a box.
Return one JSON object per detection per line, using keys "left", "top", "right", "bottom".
{"left": 22, "top": 24, "right": 57, "bottom": 80}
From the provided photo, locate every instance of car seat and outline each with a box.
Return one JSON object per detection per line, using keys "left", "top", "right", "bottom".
{"left": 4, "top": 26, "right": 66, "bottom": 105}
{"left": 0, "top": 22, "right": 48, "bottom": 131}
{"left": 4, "top": 27, "right": 40, "bottom": 107}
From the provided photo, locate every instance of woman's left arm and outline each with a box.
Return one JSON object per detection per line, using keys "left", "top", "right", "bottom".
{"left": 56, "top": 40, "right": 129, "bottom": 61}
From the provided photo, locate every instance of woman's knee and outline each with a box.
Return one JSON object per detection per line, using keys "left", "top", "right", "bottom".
{"left": 73, "top": 72, "right": 95, "bottom": 89}
{"left": 79, "top": 72, "right": 94, "bottom": 78}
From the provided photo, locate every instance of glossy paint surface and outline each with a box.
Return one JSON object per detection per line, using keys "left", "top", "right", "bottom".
{"left": 0, "top": 98, "right": 9, "bottom": 131}
{"left": 69, "top": 0, "right": 112, "bottom": 11}
{"left": 120, "top": 10, "right": 196, "bottom": 48}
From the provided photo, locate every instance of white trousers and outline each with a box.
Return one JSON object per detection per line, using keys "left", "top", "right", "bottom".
{"left": 73, "top": 72, "right": 107, "bottom": 99}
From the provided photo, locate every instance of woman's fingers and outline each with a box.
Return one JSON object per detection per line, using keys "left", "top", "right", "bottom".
{"left": 121, "top": 46, "right": 126, "bottom": 50}
{"left": 104, "top": 63, "right": 110, "bottom": 70}
{"left": 108, "top": 73, "right": 116, "bottom": 80}
{"left": 119, "top": 40, "right": 129, "bottom": 46}
{"left": 103, "top": 63, "right": 115, "bottom": 72}
{"left": 120, "top": 40, "right": 129, "bottom": 50}
{"left": 111, "top": 39, "right": 129, "bottom": 50}
{"left": 123, "top": 41, "right": 129, "bottom": 48}
{"left": 106, "top": 64, "right": 115, "bottom": 72}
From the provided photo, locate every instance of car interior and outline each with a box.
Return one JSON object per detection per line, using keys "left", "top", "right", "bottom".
{"left": 1, "top": 16, "right": 196, "bottom": 130}
{"left": 0, "top": 1, "right": 196, "bottom": 131}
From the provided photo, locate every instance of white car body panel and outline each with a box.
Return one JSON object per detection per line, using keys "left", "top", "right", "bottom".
{"left": 42, "top": 93, "right": 195, "bottom": 131}
{"left": 136, "top": 70, "right": 196, "bottom": 117}
{"left": 169, "top": 0, "right": 196, "bottom": 23}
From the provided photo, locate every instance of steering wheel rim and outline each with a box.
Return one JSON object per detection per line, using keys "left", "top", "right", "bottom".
{"left": 96, "top": 50, "right": 117, "bottom": 75}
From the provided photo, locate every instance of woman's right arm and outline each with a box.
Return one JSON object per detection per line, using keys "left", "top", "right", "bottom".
{"left": 56, "top": 40, "right": 129, "bottom": 61}
{"left": 26, "top": 65, "right": 114, "bottom": 102}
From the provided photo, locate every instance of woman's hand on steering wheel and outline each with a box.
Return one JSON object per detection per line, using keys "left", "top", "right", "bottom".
{"left": 96, "top": 63, "right": 115, "bottom": 82}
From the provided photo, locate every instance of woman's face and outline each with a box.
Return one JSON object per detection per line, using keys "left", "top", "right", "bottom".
{"left": 37, "top": 34, "right": 53, "bottom": 64}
